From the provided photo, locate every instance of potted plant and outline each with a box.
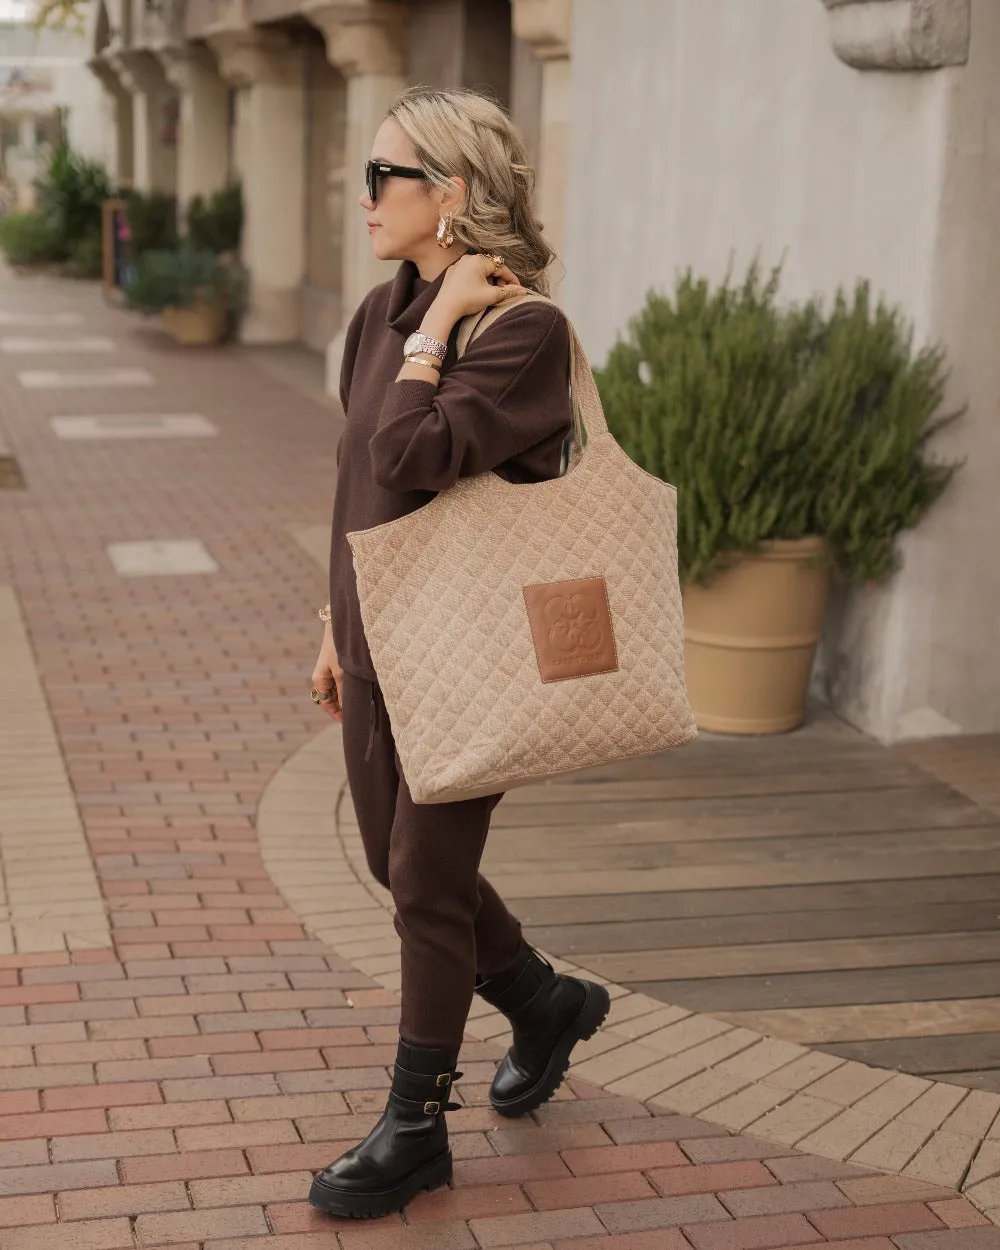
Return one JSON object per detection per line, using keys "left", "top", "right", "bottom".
{"left": 124, "top": 247, "right": 248, "bottom": 346}
{"left": 595, "top": 262, "right": 961, "bottom": 734}
{"left": 186, "top": 183, "right": 243, "bottom": 255}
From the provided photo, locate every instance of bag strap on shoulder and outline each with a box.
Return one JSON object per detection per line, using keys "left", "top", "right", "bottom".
{"left": 454, "top": 293, "right": 608, "bottom": 451}
{"left": 455, "top": 292, "right": 548, "bottom": 360}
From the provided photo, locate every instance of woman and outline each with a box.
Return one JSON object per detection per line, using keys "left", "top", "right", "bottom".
{"left": 308, "top": 86, "right": 610, "bottom": 1220}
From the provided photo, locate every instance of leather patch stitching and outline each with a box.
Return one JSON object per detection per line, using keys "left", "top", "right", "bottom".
{"left": 523, "top": 577, "right": 619, "bottom": 683}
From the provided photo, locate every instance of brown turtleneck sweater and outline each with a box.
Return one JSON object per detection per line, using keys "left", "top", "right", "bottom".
{"left": 329, "top": 261, "right": 573, "bottom": 682}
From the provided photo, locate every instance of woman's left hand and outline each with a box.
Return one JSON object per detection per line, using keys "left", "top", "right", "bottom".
{"left": 438, "top": 253, "right": 528, "bottom": 320}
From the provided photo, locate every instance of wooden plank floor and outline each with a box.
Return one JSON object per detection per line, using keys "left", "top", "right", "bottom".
{"left": 483, "top": 710, "right": 1000, "bottom": 1091}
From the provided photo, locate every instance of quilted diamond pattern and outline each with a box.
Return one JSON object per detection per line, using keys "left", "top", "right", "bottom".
{"left": 347, "top": 316, "right": 697, "bottom": 805}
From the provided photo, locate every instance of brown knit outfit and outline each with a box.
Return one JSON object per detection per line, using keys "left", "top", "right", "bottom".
{"left": 329, "top": 262, "right": 572, "bottom": 1048}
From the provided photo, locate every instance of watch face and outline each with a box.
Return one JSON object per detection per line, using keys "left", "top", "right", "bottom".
{"left": 404, "top": 334, "right": 423, "bottom": 356}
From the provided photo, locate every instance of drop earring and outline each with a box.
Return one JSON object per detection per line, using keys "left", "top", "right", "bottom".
{"left": 436, "top": 213, "right": 455, "bottom": 249}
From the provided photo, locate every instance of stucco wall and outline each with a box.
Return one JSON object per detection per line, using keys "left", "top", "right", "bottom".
{"left": 564, "top": 0, "right": 1000, "bottom": 740}
{"left": 0, "top": 23, "right": 111, "bottom": 168}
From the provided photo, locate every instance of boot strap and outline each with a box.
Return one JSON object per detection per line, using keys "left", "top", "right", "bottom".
{"left": 478, "top": 949, "right": 553, "bottom": 1014}
{"left": 388, "top": 1089, "right": 461, "bottom": 1115}
{"left": 390, "top": 1061, "right": 463, "bottom": 1115}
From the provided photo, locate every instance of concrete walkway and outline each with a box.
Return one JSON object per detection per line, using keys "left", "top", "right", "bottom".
{"left": 0, "top": 269, "right": 998, "bottom": 1247}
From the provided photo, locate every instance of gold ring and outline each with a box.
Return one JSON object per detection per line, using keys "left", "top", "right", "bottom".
{"left": 310, "top": 687, "right": 334, "bottom": 704}
{"left": 488, "top": 253, "right": 504, "bottom": 271}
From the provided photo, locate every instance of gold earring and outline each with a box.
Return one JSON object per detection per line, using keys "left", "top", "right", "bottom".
{"left": 436, "top": 214, "right": 455, "bottom": 249}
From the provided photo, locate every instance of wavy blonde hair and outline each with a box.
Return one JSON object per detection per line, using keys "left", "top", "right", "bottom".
{"left": 387, "top": 86, "right": 555, "bottom": 295}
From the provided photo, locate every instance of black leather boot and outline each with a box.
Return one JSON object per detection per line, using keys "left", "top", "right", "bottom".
{"left": 308, "top": 1040, "right": 460, "bottom": 1219}
{"left": 476, "top": 944, "right": 611, "bottom": 1118}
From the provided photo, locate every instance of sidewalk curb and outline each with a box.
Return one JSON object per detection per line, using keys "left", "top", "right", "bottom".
{"left": 0, "top": 584, "right": 111, "bottom": 955}
{"left": 257, "top": 725, "right": 1000, "bottom": 1224}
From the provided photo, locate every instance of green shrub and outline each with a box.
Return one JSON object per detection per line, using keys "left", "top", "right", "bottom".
{"left": 34, "top": 144, "right": 110, "bottom": 251}
{"left": 595, "top": 261, "right": 961, "bottom": 587}
{"left": 186, "top": 183, "right": 243, "bottom": 254}
{"left": 124, "top": 247, "right": 248, "bottom": 320}
{"left": 124, "top": 189, "right": 179, "bottom": 257}
{"left": 63, "top": 230, "right": 104, "bottom": 279}
{"left": 0, "top": 211, "right": 64, "bottom": 265}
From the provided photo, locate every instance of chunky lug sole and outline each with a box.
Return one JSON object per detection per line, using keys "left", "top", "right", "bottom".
{"left": 308, "top": 1148, "right": 452, "bottom": 1219}
{"left": 491, "top": 979, "right": 612, "bottom": 1119}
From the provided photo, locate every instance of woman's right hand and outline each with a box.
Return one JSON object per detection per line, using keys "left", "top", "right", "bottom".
{"left": 312, "top": 627, "right": 344, "bottom": 723}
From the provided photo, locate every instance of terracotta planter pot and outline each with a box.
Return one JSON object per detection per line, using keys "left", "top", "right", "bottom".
{"left": 162, "top": 301, "right": 226, "bottom": 346}
{"left": 682, "top": 537, "right": 832, "bottom": 735}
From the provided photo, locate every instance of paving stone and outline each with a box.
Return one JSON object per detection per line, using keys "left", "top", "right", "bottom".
{"left": 682, "top": 1135, "right": 798, "bottom": 1164}
{"left": 16, "top": 367, "right": 153, "bottom": 388}
{"left": 798, "top": 1108, "right": 886, "bottom": 1161}
{"left": 605, "top": 1115, "right": 731, "bottom": 1145}
{"left": 105, "top": 540, "right": 219, "bottom": 577}
{"left": 683, "top": 1213, "right": 823, "bottom": 1250}
{"left": 839, "top": 1176, "right": 957, "bottom": 1206}
{"left": 594, "top": 1192, "right": 730, "bottom": 1233}
{"left": 851, "top": 1120, "right": 935, "bottom": 1172}
{"left": 903, "top": 1131, "right": 981, "bottom": 1189}
{"left": 927, "top": 1200, "right": 993, "bottom": 1229}
{"left": 893, "top": 1234, "right": 1000, "bottom": 1250}
{"left": 470, "top": 1208, "right": 605, "bottom": 1246}
{"left": 808, "top": 1202, "right": 945, "bottom": 1239}
{"left": 0, "top": 336, "right": 114, "bottom": 353}
{"left": 51, "top": 414, "right": 217, "bottom": 440}
{"left": 720, "top": 1179, "right": 852, "bottom": 1217}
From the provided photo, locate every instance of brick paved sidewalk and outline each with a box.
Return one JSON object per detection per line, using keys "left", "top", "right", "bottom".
{"left": 0, "top": 271, "right": 997, "bottom": 1248}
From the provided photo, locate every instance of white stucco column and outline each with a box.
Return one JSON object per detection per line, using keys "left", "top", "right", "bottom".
{"left": 160, "top": 47, "right": 231, "bottom": 216}
{"left": 512, "top": 0, "right": 571, "bottom": 300}
{"left": 208, "top": 31, "right": 306, "bottom": 344}
{"left": 109, "top": 50, "right": 178, "bottom": 193}
{"left": 305, "top": 2, "right": 407, "bottom": 394}
{"left": 18, "top": 115, "right": 36, "bottom": 154}
{"left": 89, "top": 55, "right": 134, "bottom": 186}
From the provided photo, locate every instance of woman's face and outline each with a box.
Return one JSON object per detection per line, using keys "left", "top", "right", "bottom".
{"left": 361, "top": 119, "right": 442, "bottom": 264}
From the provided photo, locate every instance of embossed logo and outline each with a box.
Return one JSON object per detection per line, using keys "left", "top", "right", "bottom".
{"left": 544, "top": 592, "right": 605, "bottom": 655}
{"left": 524, "top": 577, "right": 619, "bottom": 683}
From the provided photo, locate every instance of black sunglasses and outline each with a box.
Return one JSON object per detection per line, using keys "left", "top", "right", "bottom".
{"left": 365, "top": 160, "right": 428, "bottom": 204}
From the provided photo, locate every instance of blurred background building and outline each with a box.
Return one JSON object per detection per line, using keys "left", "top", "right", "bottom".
{"left": 81, "top": 0, "right": 998, "bottom": 746}
{"left": 0, "top": 1, "right": 109, "bottom": 208}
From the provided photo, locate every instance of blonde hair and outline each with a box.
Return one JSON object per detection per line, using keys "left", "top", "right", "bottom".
{"left": 387, "top": 86, "right": 555, "bottom": 295}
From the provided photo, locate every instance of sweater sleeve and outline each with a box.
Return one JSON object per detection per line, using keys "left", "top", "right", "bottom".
{"left": 368, "top": 302, "right": 572, "bottom": 494}
{"left": 338, "top": 292, "right": 372, "bottom": 414}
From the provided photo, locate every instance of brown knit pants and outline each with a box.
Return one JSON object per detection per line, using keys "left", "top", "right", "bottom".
{"left": 341, "top": 672, "right": 525, "bottom": 1050}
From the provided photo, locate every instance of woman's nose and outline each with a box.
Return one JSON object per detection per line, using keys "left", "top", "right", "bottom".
{"left": 359, "top": 192, "right": 375, "bottom": 211}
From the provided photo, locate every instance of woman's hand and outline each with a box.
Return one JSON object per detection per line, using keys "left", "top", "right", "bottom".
{"left": 312, "top": 626, "right": 344, "bottom": 723}
{"left": 436, "top": 253, "right": 528, "bottom": 322}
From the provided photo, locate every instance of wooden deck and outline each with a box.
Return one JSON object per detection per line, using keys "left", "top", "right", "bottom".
{"left": 483, "top": 713, "right": 1000, "bottom": 1092}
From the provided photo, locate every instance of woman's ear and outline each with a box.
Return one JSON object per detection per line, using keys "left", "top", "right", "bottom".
{"left": 439, "top": 176, "right": 467, "bottom": 217}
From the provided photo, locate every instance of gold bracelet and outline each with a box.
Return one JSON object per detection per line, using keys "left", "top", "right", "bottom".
{"left": 404, "top": 353, "right": 442, "bottom": 371}
{"left": 318, "top": 603, "right": 332, "bottom": 624}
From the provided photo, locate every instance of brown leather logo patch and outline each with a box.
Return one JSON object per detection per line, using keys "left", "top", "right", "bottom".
{"left": 523, "top": 577, "right": 619, "bottom": 683}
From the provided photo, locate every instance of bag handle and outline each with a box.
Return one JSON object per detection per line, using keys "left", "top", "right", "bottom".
{"left": 455, "top": 294, "right": 610, "bottom": 451}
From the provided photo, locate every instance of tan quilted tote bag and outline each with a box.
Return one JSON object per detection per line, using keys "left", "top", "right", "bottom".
{"left": 347, "top": 296, "right": 697, "bottom": 804}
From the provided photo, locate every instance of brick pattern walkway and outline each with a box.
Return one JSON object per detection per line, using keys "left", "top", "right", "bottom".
{"left": 0, "top": 273, "right": 997, "bottom": 1247}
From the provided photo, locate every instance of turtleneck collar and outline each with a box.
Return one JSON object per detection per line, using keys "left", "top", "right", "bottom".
{"left": 386, "top": 261, "right": 449, "bottom": 336}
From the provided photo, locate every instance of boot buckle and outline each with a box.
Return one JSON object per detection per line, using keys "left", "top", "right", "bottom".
{"left": 423, "top": 1099, "right": 441, "bottom": 1114}
{"left": 435, "top": 1073, "right": 451, "bottom": 1088}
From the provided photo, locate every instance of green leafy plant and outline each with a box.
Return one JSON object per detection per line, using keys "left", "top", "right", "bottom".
{"left": 595, "top": 262, "right": 961, "bottom": 586}
{"left": 63, "top": 230, "right": 104, "bottom": 280}
{"left": 124, "top": 247, "right": 248, "bottom": 321}
{"left": 33, "top": 144, "right": 110, "bottom": 254}
{"left": 124, "top": 189, "right": 179, "bottom": 257}
{"left": 0, "top": 211, "right": 63, "bottom": 266}
{"left": 186, "top": 183, "right": 243, "bottom": 254}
